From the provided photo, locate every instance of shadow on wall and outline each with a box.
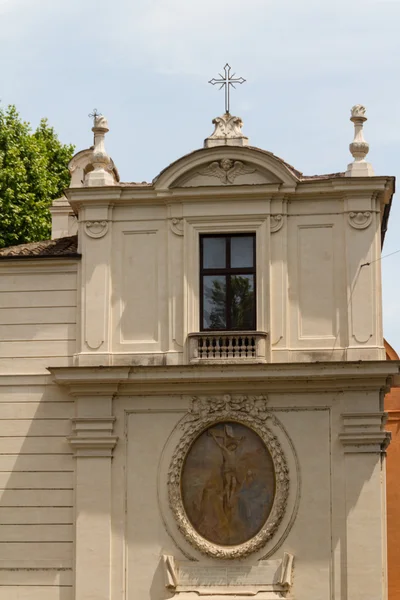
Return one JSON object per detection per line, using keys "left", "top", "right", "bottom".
{"left": 0, "top": 378, "right": 74, "bottom": 599}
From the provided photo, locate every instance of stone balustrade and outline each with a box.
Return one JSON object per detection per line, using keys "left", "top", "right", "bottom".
{"left": 188, "top": 331, "right": 268, "bottom": 363}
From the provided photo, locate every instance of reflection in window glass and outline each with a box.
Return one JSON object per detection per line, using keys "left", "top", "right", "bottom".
{"left": 203, "top": 275, "right": 226, "bottom": 330}
{"left": 203, "top": 237, "right": 226, "bottom": 269}
{"left": 231, "top": 236, "right": 254, "bottom": 268}
{"left": 230, "top": 275, "right": 255, "bottom": 330}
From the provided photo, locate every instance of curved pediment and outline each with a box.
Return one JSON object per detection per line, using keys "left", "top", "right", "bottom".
{"left": 153, "top": 146, "right": 300, "bottom": 190}
{"left": 68, "top": 148, "right": 120, "bottom": 188}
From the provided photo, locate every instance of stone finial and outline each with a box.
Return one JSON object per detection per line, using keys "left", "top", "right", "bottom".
{"left": 204, "top": 113, "right": 249, "bottom": 148}
{"left": 84, "top": 114, "right": 115, "bottom": 187}
{"left": 345, "top": 104, "right": 374, "bottom": 177}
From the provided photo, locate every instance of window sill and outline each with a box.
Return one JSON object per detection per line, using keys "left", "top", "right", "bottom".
{"left": 188, "top": 331, "right": 268, "bottom": 364}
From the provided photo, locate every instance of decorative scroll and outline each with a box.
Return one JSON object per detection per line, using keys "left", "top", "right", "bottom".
{"left": 348, "top": 211, "right": 372, "bottom": 230}
{"left": 170, "top": 218, "right": 184, "bottom": 236}
{"left": 270, "top": 214, "right": 284, "bottom": 233}
{"left": 168, "top": 394, "right": 289, "bottom": 559}
{"left": 84, "top": 220, "right": 109, "bottom": 238}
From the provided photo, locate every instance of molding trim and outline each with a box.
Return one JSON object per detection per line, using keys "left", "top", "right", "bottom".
{"left": 68, "top": 417, "right": 118, "bottom": 457}
{"left": 339, "top": 412, "right": 390, "bottom": 453}
{"left": 49, "top": 363, "right": 398, "bottom": 395}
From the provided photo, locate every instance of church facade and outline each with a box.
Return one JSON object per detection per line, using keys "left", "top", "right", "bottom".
{"left": 0, "top": 105, "right": 398, "bottom": 600}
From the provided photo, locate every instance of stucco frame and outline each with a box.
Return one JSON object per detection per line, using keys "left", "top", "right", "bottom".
{"left": 167, "top": 394, "right": 289, "bottom": 559}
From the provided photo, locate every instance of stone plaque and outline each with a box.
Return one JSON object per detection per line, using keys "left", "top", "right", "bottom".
{"left": 181, "top": 421, "right": 275, "bottom": 546}
{"left": 177, "top": 562, "right": 280, "bottom": 587}
{"left": 162, "top": 553, "right": 295, "bottom": 597}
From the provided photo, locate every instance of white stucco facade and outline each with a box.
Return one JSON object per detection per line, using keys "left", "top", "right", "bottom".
{"left": 0, "top": 109, "right": 398, "bottom": 600}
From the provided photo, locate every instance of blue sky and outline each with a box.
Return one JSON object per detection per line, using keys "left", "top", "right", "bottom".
{"left": 1, "top": 0, "right": 400, "bottom": 351}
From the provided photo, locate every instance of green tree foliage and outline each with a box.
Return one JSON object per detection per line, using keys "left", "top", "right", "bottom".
{"left": 0, "top": 105, "right": 75, "bottom": 248}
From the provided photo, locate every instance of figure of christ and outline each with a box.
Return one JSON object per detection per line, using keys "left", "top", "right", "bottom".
{"left": 208, "top": 425, "right": 244, "bottom": 517}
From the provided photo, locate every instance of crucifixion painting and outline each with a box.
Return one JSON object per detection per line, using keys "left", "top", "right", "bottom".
{"left": 181, "top": 421, "right": 275, "bottom": 546}
{"left": 208, "top": 425, "right": 244, "bottom": 515}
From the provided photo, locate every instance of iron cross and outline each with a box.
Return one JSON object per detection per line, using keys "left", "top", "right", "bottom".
{"left": 209, "top": 64, "right": 246, "bottom": 114}
{"left": 88, "top": 108, "right": 102, "bottom": 125}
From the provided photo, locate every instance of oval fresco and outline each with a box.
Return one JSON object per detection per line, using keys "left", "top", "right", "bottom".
{"left": 181, "top": 421, "right": 276, "bottom": 547}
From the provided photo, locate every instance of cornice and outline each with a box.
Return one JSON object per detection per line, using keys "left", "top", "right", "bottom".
{"left": 0, "top": 260, "right": 79, "bottom": 273}
{"left": 49, "top": 362, "right": 399, "bottom": 395}
{"left": 64, "top": 175, "right": 394, "bottom": 208}
{"left": 0, "top": 257, "right": 80, "bottom": 267}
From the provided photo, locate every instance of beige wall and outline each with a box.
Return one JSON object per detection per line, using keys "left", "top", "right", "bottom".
{"left": 49, "top": 363, "right": 394, "bottom": 600}
{"left": 0, "top": 376, "right": 74, "bottom": 600}
{"left": 0, "top": 144, "right": 395, "bottom": 600}
{"left": 0, "top": 261, "right": 77, "bottom": 599}
{"left": 0, "top": 260, "right": 78, "bottom": 374}
{"left": 65, "top": 146, "right": 391, "bottom": 367}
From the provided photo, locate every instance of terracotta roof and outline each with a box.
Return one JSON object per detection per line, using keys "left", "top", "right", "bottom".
{"left": 0, "top": 235, "right": 79, "bottom": 259}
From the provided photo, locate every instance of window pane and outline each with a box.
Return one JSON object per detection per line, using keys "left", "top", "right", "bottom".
{"left": 203, "top": 237, "right": 226, "bottom": 269}
{"left": 231, "top": 236, "right": 254, "bottom": 268}
{"left": 230, "top": 275, "right": 255, "bottom": 330}
{"left": 203, "top": 275, "right": 226, "bottom": 329}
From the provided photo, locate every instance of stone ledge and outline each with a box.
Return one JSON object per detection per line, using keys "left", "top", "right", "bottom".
{"left": 49, "top": 361, "right": 399, "bottom": 395}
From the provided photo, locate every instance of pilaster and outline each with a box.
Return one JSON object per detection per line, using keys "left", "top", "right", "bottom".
{"left": 340, "top": 410, "right": 389, "bottom": 600}
{"left": 77, "top": 203, "right": 114, "bottom": 366}
{"left": 344, "top": 192, "right": 383, "bottom": 360}
{"left": 61, "top": 379, "right": 119, "bottom": 600}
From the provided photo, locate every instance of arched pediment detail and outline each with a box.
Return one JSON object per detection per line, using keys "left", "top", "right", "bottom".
{"left": 68, "top": 148, "right": 120, "bottom": 188}
{"left": 153, "top": 146, "right": 300, "bottom": 190}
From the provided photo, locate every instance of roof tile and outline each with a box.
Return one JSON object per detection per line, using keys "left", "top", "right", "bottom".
{"left": 0, "top": 235, "right": 79, "bottom": 258}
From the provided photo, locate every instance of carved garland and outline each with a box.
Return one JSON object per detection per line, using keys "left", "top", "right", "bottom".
{"left": 168, "top": 394, "right": 289, "bottom": 559}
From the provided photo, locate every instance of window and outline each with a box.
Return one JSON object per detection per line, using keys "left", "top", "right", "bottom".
{"left": 200, "top": 234, "right": 256, "bottom": 331}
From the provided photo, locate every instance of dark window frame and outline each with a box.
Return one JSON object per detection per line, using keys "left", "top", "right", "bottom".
{"left": 200, "top": 233, "right": 256, "bottom": 332}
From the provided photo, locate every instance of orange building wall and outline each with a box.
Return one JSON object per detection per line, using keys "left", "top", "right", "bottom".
{"left": 385, "top": 341, "right": 400, "bottom": 600}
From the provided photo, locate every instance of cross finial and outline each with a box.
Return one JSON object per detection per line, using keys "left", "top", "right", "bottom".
{"left": 209, "top": 64, "right": 246, "bottom": 115}
{"left": 88, "top": 108, "right": 102, "bottom": 126}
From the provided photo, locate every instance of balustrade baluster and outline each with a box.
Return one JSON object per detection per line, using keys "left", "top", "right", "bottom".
{"left": 190, "top": 332, "right": 266, "bottom": 362}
